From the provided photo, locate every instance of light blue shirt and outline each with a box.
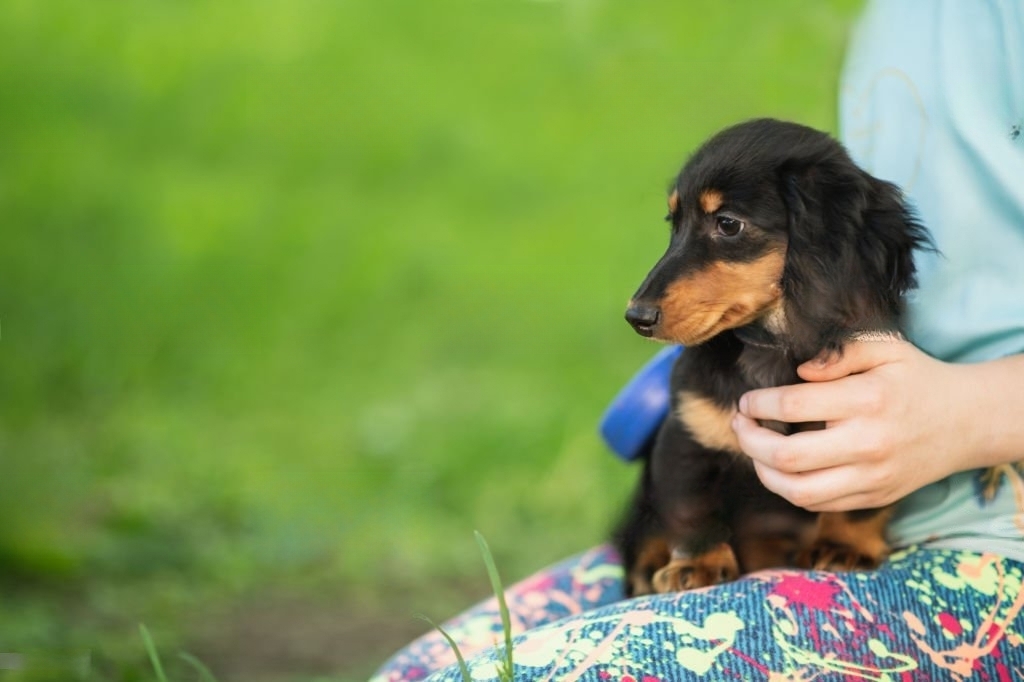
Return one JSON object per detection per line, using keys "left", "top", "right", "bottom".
{"left": 839, "top": 0, "right": 1024, "bottom": 559}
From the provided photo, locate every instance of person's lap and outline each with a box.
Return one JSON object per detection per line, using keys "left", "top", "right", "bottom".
{"left": 373, "top": 545, "right": 1024, "bottom": 681}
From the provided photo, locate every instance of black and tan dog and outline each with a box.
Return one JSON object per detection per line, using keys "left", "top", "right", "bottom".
{"left": 616, "top": 118, "right": 931, "bottom": 597}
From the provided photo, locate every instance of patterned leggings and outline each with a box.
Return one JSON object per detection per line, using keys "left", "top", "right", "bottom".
{"left": 372, "top": 545, "right": 1024, "bottom": 681}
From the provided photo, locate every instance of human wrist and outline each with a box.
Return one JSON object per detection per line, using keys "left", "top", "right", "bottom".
{"left": 947, "top": 354, "right": 1024, "bottom": 473}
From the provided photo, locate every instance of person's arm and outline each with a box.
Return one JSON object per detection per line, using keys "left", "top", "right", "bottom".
{"left": 731, "top": 338, "right": 1024, "bottom": 512}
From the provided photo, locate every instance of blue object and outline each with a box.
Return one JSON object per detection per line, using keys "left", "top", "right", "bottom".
{"left": 599, "top": 345, "right": 682, "bottom": 461}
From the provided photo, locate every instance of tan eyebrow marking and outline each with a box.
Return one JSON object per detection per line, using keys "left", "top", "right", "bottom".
{"left": 667, "top": 189, "right": 680, "bottom": 216}
{"left": 699, "top": 189, "right": 723, "bottom": 214}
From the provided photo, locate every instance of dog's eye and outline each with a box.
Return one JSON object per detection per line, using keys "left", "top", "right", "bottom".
{"left": 715, "top": 216, "right": 745, "bottom": 237}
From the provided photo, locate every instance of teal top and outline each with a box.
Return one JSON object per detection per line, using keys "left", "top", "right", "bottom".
{"left": 839, "top": 0, "right": 1024, "bottom": 559}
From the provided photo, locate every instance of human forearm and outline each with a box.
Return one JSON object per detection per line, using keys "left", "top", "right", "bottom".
{"left": 950, "top": 352, "right": 1024, "bottom": 472}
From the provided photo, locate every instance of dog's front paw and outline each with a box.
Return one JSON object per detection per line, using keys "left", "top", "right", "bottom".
{"left": 798, "top": 541, "right": 884, "bottom": 572}
{"left": 651, "top": 542, "right": 739, "bottom": 592}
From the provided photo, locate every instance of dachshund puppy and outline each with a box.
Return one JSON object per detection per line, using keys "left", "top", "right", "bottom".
{"left": 616, "top": 118, "right": 931, "bottom": 597}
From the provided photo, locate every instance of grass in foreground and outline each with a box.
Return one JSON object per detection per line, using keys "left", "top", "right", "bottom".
{"left": 424, "top": 532, "right": 515, "bottom": 682}
{"left": 141, "top": 624, "right": 218, "bottom": 682}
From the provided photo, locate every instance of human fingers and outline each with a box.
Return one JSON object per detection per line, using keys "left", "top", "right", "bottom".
{"left": 738, "top": 375, "right": 878, "bottom": 425}
{"left": 800, "top": 492, "right": 895, "bottom": 513}
{"left": 732, "top": 412, "right": 875, "bottom": 474}
{"left": 797, "top": 336, "right": 911, "bottom": 382}
{"left": 750, "top": 460, "right": 877, "bottom": 511}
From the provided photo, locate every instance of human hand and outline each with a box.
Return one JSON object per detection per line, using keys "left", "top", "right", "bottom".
{"left": 731, "top": 337, "right": 967, "bottom": 512}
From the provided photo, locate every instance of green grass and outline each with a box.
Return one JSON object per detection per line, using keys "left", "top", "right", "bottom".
{"left": 140, "top": 625, "right": 169, "bottom": 682}
{"left": 141, "top": 624, "right": 218, "bottom": 682}
{"left": 422, "top": 532, "right": 514, "bottom": 682}
{"left": 417, "top": 532, "right": 512, "bottom": 682}
{"left": 0, "top": 0, "right": 861, "bottom": 679}
{"left": 475, "top": 532, "right": 514, "bottom": 681}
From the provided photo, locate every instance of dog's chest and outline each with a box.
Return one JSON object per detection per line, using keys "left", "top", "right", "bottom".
{"left": 739, "top": 347, "right": 802, "bottom": 436}
{"left": 672, "top": 344, "right": 799, "bottom": 455}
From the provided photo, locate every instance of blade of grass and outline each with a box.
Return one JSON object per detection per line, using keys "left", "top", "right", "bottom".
{"left": 474, "top": 531, "right": 513, "bottom": 680}
{"left": 178, "top": 652, "right": 218, "bottom": 682}
{"left": 417, "top": 615, "right": 472, "bottom": 682}
{"left": 138, "top": 624, "right": 169, "bottom": 682}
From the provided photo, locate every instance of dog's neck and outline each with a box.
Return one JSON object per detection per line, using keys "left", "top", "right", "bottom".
{"left": 735, "top": 335, "right": 799, "bottom": 390}
{"left": 732, "top": 317, "right": 900, "bottom": 391}
{"left": 732, "top": 323, "right": 785, "bottom": 351}
{"left": 731, "top": 319, "right": 821, "bottom": 390}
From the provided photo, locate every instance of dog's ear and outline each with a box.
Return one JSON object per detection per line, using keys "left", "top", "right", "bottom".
{"left": 779, "top": 160, "right": 930, "bottom": 356}
{"left": 857, "top": 176, "right": 932, "bottom": 308}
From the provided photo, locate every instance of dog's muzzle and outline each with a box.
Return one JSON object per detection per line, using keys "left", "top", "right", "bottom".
{"left": 625, "top": 303, "right": 660, "bottom": 337}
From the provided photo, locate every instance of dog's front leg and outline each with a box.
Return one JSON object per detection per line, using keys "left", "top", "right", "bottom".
{"left": 648, "top": 411, "right": 742, "bottom": 592}
{"left": 650, "top": 490, "right": 740, "bottom": 592}
{"left": 798, "top": 506, "right": 894, "bottom": 571}
{"left": 652, "top": 541, "right": 740, "bottom": 592}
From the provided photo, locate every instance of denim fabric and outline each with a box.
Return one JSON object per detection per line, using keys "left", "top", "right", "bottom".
{"left": 374, "top": 545, "right": 1024, "bottom": 681}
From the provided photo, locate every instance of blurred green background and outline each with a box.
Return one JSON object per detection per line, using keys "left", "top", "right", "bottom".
{"left": 0, "top": 1, "right": 861, "bottom": 679}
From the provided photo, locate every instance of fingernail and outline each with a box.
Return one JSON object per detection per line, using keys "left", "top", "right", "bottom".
{"left": 738, "top": 394, "right": 748, "bottom": 415}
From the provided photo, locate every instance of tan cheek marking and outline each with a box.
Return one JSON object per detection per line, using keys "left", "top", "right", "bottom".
{"left": 700, "top": 189, "right": 723, "bottom": 214}
{"left": 677, "top": 390, "right": 742, "bottom": 455}
{"left": 668, "top": 189, "right": 680, "bottom": 216}
{"left": 659, "top": 250, "right": 786, "bottom": 345}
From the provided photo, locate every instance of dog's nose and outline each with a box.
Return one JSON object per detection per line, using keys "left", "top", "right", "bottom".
{"left": 625, "top": 303, "right": 660, "bottom": 337}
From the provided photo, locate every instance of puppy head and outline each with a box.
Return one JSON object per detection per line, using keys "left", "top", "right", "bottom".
{"left": 626, "top": 118, "right": 929, "bottom": 356}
